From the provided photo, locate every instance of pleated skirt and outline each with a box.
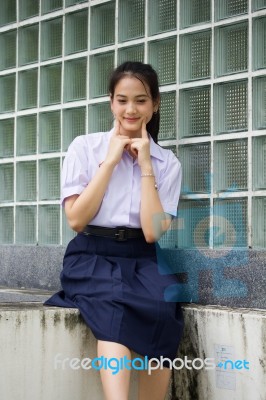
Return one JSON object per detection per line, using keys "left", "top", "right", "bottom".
{"left": 44, "top": 233, "right": 184, "bottom": 366}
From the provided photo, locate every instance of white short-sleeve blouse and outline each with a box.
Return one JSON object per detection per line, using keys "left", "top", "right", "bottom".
{"left": 61, "top": 129, "right": 182, "bottom": 228}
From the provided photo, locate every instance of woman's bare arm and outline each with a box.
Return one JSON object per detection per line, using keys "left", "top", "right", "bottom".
{"left": 64, "top": 123, "right": 131, "bottom": 232}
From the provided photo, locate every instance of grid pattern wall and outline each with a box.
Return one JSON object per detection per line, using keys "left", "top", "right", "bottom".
{"left": 0, "top": 0, "right": 265, "bottom": 249}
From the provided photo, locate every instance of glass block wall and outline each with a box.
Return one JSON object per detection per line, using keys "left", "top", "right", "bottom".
{"left": 0, "top": 0, "right": 265, "bottom": 249}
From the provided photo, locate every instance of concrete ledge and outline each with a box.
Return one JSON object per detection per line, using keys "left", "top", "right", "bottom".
{"left": 174, "top": 304, "right": 266, "bottom": 400}
{"left": 0, "top": 301, "right": 265, "bottom": 400}
{"left": 0, "top": 287, "right": 54, "bottom": 302}
{"left": 0, "top": 303, "right": 138, "bottom": 400}
{"left": 0, "top": 301, "right": 172, "bottom": 400}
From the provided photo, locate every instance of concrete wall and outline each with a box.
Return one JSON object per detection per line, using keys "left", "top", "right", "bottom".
{"left": 0, "top": 245, "right": 265, "bottom": 309}
{"left": 0, "top": 302, "right": 265, "bottom": 400}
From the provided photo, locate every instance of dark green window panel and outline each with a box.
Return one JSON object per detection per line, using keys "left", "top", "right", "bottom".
{"left": 15, "top": 206, "right": 36, "bottom": 244}
{"left": 159, "top": 92, "right": 176, "bottom": 140}
{"left": 179, "top": 87, "right": 210, "bottom": 138}
{"left": 65, "top": 9, "right": 88, "bottom": 55}
{"left": 215, "top": 22, "right": 248, "bottom": 77}
{"left": 16, "top": 161, "right": 36, "bottom": 201}
{"left": 0, "top": 30, "right": 16, "bottom": 70}
{"left": 64, "top": 58, "right": 87, "bottom": 102}
{"left": 177, "top": 199, "right": 210, "bottom": 248}
{"left": 90, "top": 1, "right": 115, "bottom": 49}
{"left": 0, "top": 207, "right": 14, "bottom": 244}
{"left": 180, "top": 0, "right": 211, "bottom": 29}
{"left": 88, "top": 103, "right": 113, "bottom": 133}
{"left": 253, "top": 76, "right": 266, "bottom": 130}
{"left": 63, "top": 107, "right": 86, "bottom": 151}
{"left": 19, "top": 0, "right": 39, "bottom": 21}
{"left": 253, "top": 17, "right": 266, "bottom": 71}
{"left": 180, "top": 30, "right": 211, "bottom": 82}
{"left": 18, "top": 69, "right": 38, "bottom": 110}
{"left": 252, "top": 197, "right": 266, "bottom": 248}
{"left": 39, "top": 158, "right": 60, "bottom": 200}
{"left": 40, "top": 64, "right": 62, "bottom": 106}
{"left": 215, "top": 0, "right": 248, "bottom": 21}
{"left": 38, "top": 205, "right": 60, "bottom": 245}
{"left": 214, "top": 80, "right": 248, "bottom": 134}
{"left": 90, "top": 52, "right": 114, "bottom": 98}
{"left": 0, "top": 0, "right": 16, "bottom": 27}
{"left": 214, "top": 139, "right": 248, "bottom": 192}
{"left": 18, "top": 24, "right": 39, "bottom": 66}
{"left": 0, "top": 74, "right": 16, "bottom": 113}
{"left": 65, "top": 0, "right": 87, "bottom": 6}
{"left": 41, "top": 17, "right": 62, "bottom": 61}
{"left": 118, "top": 44, "right": 144, "bottom": 64}
{"left": 213, "top": 198, "right": 248, "bottom": 247}
{"left": 148, "top": 0, "right": 176, "bottom": 36}
{"left": 39, "top": 111, "right": 61, "bottom": 153}
{"left": 0, "top": 163, "right": 14, "bottom": 202}
{"left": 252, "top": 0, "right": 266, "bottom": 11}
{"left": 118, "top": 0, "right": 145, "bottom": 42}
{"left": 148, "top": 38, "right": 176, "bottom": 85}
{"left": 179, "top": 144, "right": 211, "bottom": 194}
{"left": 41, "top": 0, "right": 63, "bottom": 14}
{"left": 0, "top": 118, "right": 14, "bottom": 158}
{"left": 252, "top": 136, "right": 266, "bottom": 190}
{"left": 16, "top": 115, "right": 37, "bottom": 156}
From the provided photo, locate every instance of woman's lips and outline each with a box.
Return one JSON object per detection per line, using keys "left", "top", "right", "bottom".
{"left": 124, "top": 117, "right": 140, "bottom": 122}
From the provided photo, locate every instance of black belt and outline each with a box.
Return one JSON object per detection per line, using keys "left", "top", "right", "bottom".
{"left": 83, "top": 225, "right": 145, "bottom": 241}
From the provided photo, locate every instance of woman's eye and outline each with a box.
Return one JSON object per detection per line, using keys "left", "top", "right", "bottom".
{"left": 137, "top": 99, "right": 146, "bottom": 103}
{"left": 118, "top": 100, "right": 126, "bottom": 104}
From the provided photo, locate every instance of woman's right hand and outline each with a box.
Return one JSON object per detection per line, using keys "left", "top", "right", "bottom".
{"left": 104, "top": 120, "right": 131, "bottom": 166}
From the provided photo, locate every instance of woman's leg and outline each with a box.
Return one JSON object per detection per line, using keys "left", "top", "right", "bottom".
{"left": 97, "top": 340, "right": 132, "bottom": 400}
{"left": 137, "top": 365, "right": 172, "bottom": 400}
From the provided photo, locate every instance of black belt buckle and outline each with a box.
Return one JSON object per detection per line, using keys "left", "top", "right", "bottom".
{"left": 115, "top": 227, "right": 127, "bottom": 241}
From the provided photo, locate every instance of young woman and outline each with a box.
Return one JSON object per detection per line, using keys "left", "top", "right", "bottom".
{"left": 44, "top": 61, "right": 184, "bottom": 400}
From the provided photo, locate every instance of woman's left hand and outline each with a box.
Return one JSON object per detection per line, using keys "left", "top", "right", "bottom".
{"left": 130, "top": 120, "right": 152, "bottom": 168}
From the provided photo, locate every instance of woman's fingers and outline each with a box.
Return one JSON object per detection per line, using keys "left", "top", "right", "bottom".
{"left": 129, "top": 142, "right": 138, "bottom": 158}
{"left": 113, "top": 118, "right": 121, "bottom": 135}
{"left": 141, "top": 119, "right": 148, "bottom": 139}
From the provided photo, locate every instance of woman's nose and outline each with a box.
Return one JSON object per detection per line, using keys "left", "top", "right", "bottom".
{"left": 126, "top": 102, "right": 136, "bottom": 114}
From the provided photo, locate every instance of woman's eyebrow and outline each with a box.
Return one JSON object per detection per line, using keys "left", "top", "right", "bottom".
{"left": 116, "top": 94, "right": 149, "bottom": 98}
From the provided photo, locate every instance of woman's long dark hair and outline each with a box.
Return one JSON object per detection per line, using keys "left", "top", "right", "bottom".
{"left": 108, "top": 61, "right": 160, "bottom": 143}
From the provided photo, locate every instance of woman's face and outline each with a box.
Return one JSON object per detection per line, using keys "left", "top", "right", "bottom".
{"left": 110, "top": 76, "right": 158, "bottom": 137}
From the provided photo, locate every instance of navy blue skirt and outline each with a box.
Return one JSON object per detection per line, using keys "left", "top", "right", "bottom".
{"left": 44, "top": 233, "right": 184, "bottom": 365}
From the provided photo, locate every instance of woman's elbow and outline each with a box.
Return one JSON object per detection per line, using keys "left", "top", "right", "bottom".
{"left": 143, "top": 230, "right": 161, "bottom": 243}
{"left": 67, "top": 218, "right": 86, "bottom": 233}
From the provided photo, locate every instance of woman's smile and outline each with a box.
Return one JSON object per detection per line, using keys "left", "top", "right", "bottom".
{"left": 124, "top": 117, "right": 140, "bottom": 122}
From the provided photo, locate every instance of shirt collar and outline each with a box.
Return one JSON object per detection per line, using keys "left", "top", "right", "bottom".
{"left": 149, "top": 134, "right": 165, "bottom": 161}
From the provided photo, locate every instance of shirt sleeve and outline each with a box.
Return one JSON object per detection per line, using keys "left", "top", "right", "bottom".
{"left": 61, "top": 136, "right": 90, "bottom": 206}
{"left": 157, "top": 151, "right": 182, "bottom": 217}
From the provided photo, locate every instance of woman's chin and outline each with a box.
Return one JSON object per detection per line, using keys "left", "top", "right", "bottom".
{"left": 120, "top": 124, "right": 141, "bottom": 136}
